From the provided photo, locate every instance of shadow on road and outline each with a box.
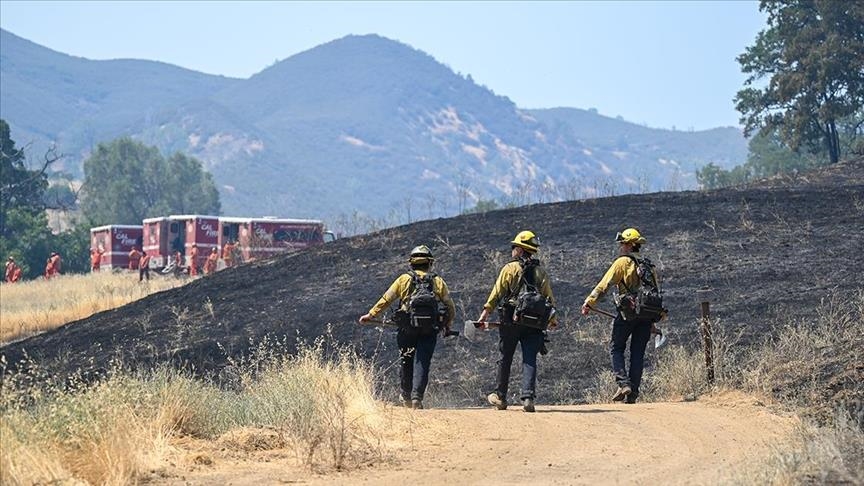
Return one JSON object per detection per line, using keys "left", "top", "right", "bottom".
{"left": 536, "top": 408, "right": 621, "bottom": 414}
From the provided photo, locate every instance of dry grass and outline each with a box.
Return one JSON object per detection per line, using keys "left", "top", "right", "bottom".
{"left": 0, "top": 337, "right": 390, "bottom": 485}
{"left": 594, "top": 290, "right": 864, "bottom": 484}
{"left": 0, "top": 271, "right": 186, "bottom": 344}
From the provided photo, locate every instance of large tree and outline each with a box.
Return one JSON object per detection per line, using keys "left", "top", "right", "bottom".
{"left": 0, "top": 119, "right": 85, "bottom": 277}
{"left": 735, "top": 0, "right": 864, "bottom": 164}
{"left": 81, "top": 138, "right": 221, "bottom": 226}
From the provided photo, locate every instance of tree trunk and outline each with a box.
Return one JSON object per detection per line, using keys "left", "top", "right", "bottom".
{"left": 825, "top": 120, "right": 840, "bottom": 164}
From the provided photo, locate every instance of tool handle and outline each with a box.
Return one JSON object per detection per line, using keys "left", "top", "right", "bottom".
{"left": 464, "top": 320, "right": 502, "bottom": 329}
{"left": 587, "top": 306, "right": 617, "bottom": 319}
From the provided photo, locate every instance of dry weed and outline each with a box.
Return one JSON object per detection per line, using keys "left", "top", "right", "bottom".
{"left": 0, "top": 271, "right": 186, "bottom": 344}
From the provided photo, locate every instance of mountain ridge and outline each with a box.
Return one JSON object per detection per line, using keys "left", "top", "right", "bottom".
{"left": 0, "top": 28, "right": 747, "bottom": 222}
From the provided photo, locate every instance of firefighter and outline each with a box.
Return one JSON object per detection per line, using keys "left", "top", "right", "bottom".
{"left": 5, "top": 257, "right": 21, "bottom": 283}
{"left": 204, "top": 247, "right": 218, "bottom": 274}
{"left": 358, "top": 245, "right": 455, "bottom": 410}
{"left": 581, "top": 228, "right": 652, "bottom": 404}
{"left": 45, "top": 252, "right": 61, "bottom": 279}
{"left": 139, "top": 251, "right": 151, "bottom": 282}
{"left": 189, "top": 245, "right": 199, "bottom": 276}
{"left": 222, "top": 240, "right": 237, "bottom": 268}
{"left": 477, "top": 231, "right": 557, "bottom": 413}
{"left": 128, "top": 247, "right": 141, "bottom": 271}
{"left": 173, "top": 250, "right": 185, "bottom": 276}
{"left": 90, "top": 248, "right": 104, "bottom": 272}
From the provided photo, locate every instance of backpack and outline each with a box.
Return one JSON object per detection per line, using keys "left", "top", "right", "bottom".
{"left": 404, "top": 271, "right": 443, "bottom": 330}
{"left": 508, "top": 260, "right": 554, "bottom": 330}
{"left": 613, "top": 255, "right": 667, "bottom": 323}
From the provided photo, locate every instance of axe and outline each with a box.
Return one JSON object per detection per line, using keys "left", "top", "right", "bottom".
{"left": 462, "top": 320, "right": 502, "bottom": 342}
{"left": 584, "top": 306, "right": 667, "bottom": 349}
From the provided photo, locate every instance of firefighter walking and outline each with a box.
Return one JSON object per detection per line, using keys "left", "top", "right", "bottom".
{"left": 359, "top": 245, "right": 455, "bottom": 410}
{"left": 581, "top": 228, "right": 664, "bottom": 404}
{"left": 139, "top": 251, "right": 151, "bottom": 282}
{"left": 477, "top": 231, "right": 557, "bottom": 413}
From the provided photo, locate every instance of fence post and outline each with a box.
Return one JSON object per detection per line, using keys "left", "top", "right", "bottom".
{"left": 697, "top": 289, "right": 715, "bottom": 385}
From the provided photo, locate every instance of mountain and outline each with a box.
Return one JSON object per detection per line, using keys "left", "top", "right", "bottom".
{"left": 0, "top": 29, "right": 748, "bottom": 223}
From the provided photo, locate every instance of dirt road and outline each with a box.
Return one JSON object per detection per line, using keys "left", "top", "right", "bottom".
{"left": 160, "top": 394, "right": 793, "bottom": 485}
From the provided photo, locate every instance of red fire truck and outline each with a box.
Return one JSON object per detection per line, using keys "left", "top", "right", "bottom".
{"left": 89, "top": 225, "right": 143, "bottom": 270}
{"left": 142, "top": 215, "right": 219, "bottom": 270}
{"left": 219, "top": 217, "right": 335, "bottom": 262}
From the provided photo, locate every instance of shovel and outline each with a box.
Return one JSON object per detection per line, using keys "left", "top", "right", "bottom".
{"left": 585, "top": 306, "right": 667, "bottom": 349}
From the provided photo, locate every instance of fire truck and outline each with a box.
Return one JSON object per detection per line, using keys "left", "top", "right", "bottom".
{"left": 142, "top": 215, "right": 219, "bottom": 270}
{"left": 89, "top": 225, "right": 144, "bottom": 270}
{"left": 219, "top": 217, "right": 336, "bottom": 261}
{"left": 133, "top": 215, "right": 334, "bottom": 272}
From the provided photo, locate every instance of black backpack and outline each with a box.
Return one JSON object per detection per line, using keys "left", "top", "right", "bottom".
{"left": 614, "top": 255, "right": 667, "bottom": 323}
{"left": 511, "top": 260, "right": 554, "bottom": 330}
{"left": 405, "top": 271, "right": 442, "bottom": 330}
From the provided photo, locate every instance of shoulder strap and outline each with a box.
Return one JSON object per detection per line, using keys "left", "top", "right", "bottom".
{"left": 615, "top": 254, "right": 639, "bottom": 293}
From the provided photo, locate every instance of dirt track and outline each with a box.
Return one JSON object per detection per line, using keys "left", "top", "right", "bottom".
{"left": 157, "top": 394, "right": 793, "bottom": 485}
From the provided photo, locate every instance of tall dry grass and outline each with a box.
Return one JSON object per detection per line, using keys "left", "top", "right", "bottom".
{"left": 584, "top": 290, "right": 863, "bottom": 483}
{"left": 0, "top": 271, "right": 186, "bottom": 344}
{"left": 0, "top": 336, "right": 388, "bottom": 485}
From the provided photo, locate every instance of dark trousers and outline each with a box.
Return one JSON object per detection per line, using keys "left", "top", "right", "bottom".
{"left": 397, "top": 327, "right": 438, "bottom": 401}
{"left": 495, "top": 325, "right": 544, "bottom": 400}
{"left": 610, "top": 315, "right": 653, "bottom": 395}
{"left": 139, "top": 267, "right": 150, "bottom": 282}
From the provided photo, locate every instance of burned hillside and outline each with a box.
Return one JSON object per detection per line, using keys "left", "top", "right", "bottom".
{"left": 2, "top": 158, "right": 863, "bottom": 407}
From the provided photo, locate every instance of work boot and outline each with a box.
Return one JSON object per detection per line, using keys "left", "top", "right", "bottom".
{"left": 612, "top": 385, "right": 632, "bottom": 402}
{"left": 487, "top": 392, "right": 507, "bottom": 410}
{"left": 522, "top": 398, "right": 536, "bottom": 413}
{"left": 411, "top": 399, "right": 423, "bottom": 410}
{"left": 624, "top": 392, "right": 639, "bottom": 404}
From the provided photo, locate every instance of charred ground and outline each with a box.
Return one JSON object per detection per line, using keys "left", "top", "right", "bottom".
{"left": 3, "top": 159, "right": 863, "bottom": 410}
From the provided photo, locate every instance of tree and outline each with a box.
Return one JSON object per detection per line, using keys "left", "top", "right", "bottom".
{"left": 735, "top": 0, "right": 864, "bottom": 164}
{"left": 1, "top": 119, "right": 95, "bottom": 278}
{"left": 1, "top": 119, "right": 51, "bottom": 238}
{"left": 80, "top": 138, "right": 221, "bottom": 226}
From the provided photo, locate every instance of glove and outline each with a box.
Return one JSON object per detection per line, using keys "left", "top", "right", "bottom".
{"left": 580, "top": 304, "right": 591, "bottom": 316}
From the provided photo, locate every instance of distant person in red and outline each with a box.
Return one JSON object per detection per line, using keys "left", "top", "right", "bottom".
{"left": 139, "top": 251, "right": 151, "bottom": 282}
{"left": 128, "top": 247, "right": 141, "bottom": 270}
{"left": 189, "top": 245, "right": 199, "bottom": 276}
{"left": 5, "top": 257, "right": 21, "bottom": 283}
{"left": 222, "top": 240, "right": 237, "bottom": 268}
{"left": 45, "top": 252, "right": 61, "bottom": 279}
{"left": 204, "top": 247, "right": 218, "bottom": 275}
{"left": 90, "top": 248, "right": 105, "bottom": 272}
{"left": 173, "top": 250, "right": 185, "bottom": 276}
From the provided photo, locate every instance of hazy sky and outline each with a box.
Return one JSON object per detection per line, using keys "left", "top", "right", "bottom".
{"left": 0, "top": 1, "right": 766, "bottom": 130}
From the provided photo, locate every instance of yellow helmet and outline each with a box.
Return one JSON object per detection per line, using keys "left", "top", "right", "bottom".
{"left": 511, "top": 230, "right": 540, "bottom": 253}
{"left": 409, "top": 245, "right": 434, "bottom": 264}
{"left": 615, "top": 228, "right": 647, "bottom": 245}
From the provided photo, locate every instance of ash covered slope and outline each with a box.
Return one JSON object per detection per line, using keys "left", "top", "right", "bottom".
{"left": 3, "top": 159, "right": 862, "bottom": 402}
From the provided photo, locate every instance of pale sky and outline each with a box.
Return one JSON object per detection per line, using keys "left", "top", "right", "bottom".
{"left": 0, "top": 1, "right": 766, "bottom": 130}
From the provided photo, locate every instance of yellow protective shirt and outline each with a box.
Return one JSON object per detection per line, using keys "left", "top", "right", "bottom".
{"left": 367, "top": 270, "right": 455, "bottom": 327}
{"left": 583, "top": 253, "right": 642, "bottom": 308}
{"left": 483, "top": 259, "right": 557, "bottom": 324}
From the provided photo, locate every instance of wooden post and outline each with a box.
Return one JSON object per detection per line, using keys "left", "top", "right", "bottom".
{"left": 699, "top": 298, "right": 715, "bottom": 385}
